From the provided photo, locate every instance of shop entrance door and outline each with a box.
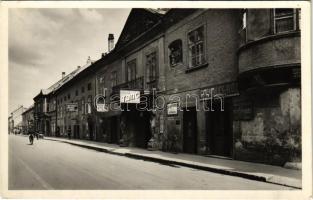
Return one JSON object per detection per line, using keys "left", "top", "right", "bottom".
{"left": 110, "top": 116, "right": 118, "bottom": 144}
{"left": 206, "top": 100, "right": 232, "bottom": 157}
{"left": 74, "top": 125, "right": 80, "bottom": 139}
{"left": 183, "top": 107, "right": 197, "bottom": 154}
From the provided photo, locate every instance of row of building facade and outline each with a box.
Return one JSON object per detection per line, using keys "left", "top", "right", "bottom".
{"left": 25, "top": 8, "right": 301, "bottom": 166}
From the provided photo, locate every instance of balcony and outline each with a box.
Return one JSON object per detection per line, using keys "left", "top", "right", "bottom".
{"left": 111, "top": 76, "right": 144, "bottom": 95}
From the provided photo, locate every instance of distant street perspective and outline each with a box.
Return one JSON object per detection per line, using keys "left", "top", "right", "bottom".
{"left": 9, "top": 135, "right": 295, "bottom": 190}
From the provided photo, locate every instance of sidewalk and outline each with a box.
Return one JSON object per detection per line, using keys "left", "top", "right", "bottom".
{"left": 44, "top": 136, "right": 302, "bottom": 189}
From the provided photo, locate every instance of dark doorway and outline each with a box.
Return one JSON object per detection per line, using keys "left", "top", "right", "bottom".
{"left": 206, "top": 99, "right": 232, "bottom": 157}
{"left": 183, "top": 107, "right": 197, "bottom": 154}
{"left": 133, "top": 111, "right": 151, "bottom": 148}
{"left": 124, "top": 106, "right": 151, "bottom": 148}
{"left": 73, "top": 125, "right": 80, "bottom": 139}
{"left": 46, "top": 120, "right": 51, "bottom": 136}
{"left": 88, "top": 122, "right": 94, "bottom": 141}
{"left": 110, "top": 116, "right": 119, "bottom": 144}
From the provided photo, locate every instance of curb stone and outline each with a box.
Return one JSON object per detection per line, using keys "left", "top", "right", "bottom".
{"left": 44, "top": 138, "right": 301, "bottom": 189}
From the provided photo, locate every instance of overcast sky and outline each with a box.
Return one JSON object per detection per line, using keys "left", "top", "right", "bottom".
{"left": 9, "top": 8, "right": 131, "bottom": 115}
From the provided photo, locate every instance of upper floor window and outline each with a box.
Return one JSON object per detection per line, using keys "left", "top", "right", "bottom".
{"left": 81, "top": 98, "right": 85, "bottom": 114}
{"left": 87, "top": 83, "right": 92, "bottom": 91}
{"left": 146, "top": 52, "right": 157, "bottom": 82}
{"left": 111, "top": 71, "right": 117, "bottom": 87}
{"left": 297, "top": 9, "right": 301, "bottom": 30}
{"left": 242, "top": 10, "right": 247, "bottom": 29}
{"left": 68, "top": 93, "right": 71, "bottom": 100}
{"left": 274, "top": 9, "right": 297, "bottom": 33}
{"left": 75, "top": 90, "right": 78, "bottom": 96}
{"left": 188, "top": 26, "right": 205, "bottom": 68}
{"left": 81, "top": 86, "right": 85, "bottom": 93}
{"left": 126, "top": 59, "right": 137, "bottom": 82}
{"left": 169, "top": 40, "right": 182, "bottom": 67}
{"left": 97, "top": 73, "right": 106, "bottom": 95}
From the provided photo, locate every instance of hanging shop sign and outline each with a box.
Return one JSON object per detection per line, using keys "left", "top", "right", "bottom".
{"left": 200, "top": 81, "right": 239, "bottom": 101}
{"left": 167, "top": 102, "right": 178, "bottom": 116}
{"left": 120, "top": 90, "right": 140, "bottom": 104}
{"left": 67, "top": 103, "right": 78, "bottom": 112}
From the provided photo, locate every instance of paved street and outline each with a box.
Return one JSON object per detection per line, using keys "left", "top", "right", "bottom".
{"left": 9, "top": 135, "right": 294, "bottom": 190}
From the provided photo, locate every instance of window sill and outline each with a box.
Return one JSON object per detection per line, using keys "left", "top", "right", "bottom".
{"left": 185, "top": 63, "right": 208, "bottom": 73}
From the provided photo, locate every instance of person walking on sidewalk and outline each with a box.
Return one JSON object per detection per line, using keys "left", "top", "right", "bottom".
{"left": 67, "top": 126, "right": 72, "bottom": 140}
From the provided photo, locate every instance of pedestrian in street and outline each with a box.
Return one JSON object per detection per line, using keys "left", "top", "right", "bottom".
{"left": 67, "top": 126, "right": 72, "bottom": 140}
{"left": 29, "top": 133, "right": 34, "bottom": 145}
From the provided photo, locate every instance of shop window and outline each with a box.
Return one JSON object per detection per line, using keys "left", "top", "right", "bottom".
{"left": 169, "top": 40, "right": 182, "bottom": 67}
{"left": 274, "top": 9, "right": 297, "bottom": 33}
{"left": 188, "top": 26, "right": 205, "bottom": 68}
{"left": 126, "top": 59, "right": 136, "bottom": 82}
{"left": 86, "top": 96, "right": 92, "bottom": 114}
{"left": 146, "top": 52, "right": 157, "bottom": 82}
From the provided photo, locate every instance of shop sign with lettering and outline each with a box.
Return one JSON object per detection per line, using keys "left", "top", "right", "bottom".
{"left": 67, "top": 103, "right": 78, "bottom": 112}
{"left": 167, "top": 103, "right": 178, "bottom": 116}
{"left": 96, "top": 104, "right": 108, "bottom": 112}
{"left": 120, "top": 90, "right": 140, "bottom": 104}
{"left": 200, "top": 82, "right": 239, "bottom": 101}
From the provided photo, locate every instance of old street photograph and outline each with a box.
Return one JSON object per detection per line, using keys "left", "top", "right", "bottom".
{"left": 8, "top": 8, "right": 302, "bottom": 190}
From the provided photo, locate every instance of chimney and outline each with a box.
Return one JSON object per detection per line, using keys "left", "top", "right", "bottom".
{"left": 108, "top": 33, "right": 114, "bottom": 52}
{"left": 62, "top": 72, "right": 66, "bottom": 78}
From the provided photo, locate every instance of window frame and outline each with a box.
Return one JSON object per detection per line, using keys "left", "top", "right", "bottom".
{"left": 187, "top": 24, "right": 206, "bottom": 69}
{"left": 126, "top": 59, "right": 137, "bottom": 82}
{"left": 168, "top": 39, "right": 183, "bottom": 67}
{"left": 145, "top": 51, "right": 158, "bottom": 83}
{"left": 111, "top": 71, "right": 118, "bottom": 88}
{"left": 81, "top": 98, "right": 85, "bottom": 114}
{"left": 273, "top": 8, "right": 297, "bottom": 34}
{"left": 87, "top": 83, "right": 92, "bottom": 91}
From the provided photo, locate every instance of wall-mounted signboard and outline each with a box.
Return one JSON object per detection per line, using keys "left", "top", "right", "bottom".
{"left": 120, "top": 90, "right": 140, "bottom": 104}
{"left": 96, "top": 104, "right": 108, "bottom": 112}
{"left": 67, "top": 103, "right": 78, "bottom": 112}
{"left": 167, "top": 102, "right": 178, "bottom": 116}
{"left": 200, "top": 81, "right": 239, "bottom": 101}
